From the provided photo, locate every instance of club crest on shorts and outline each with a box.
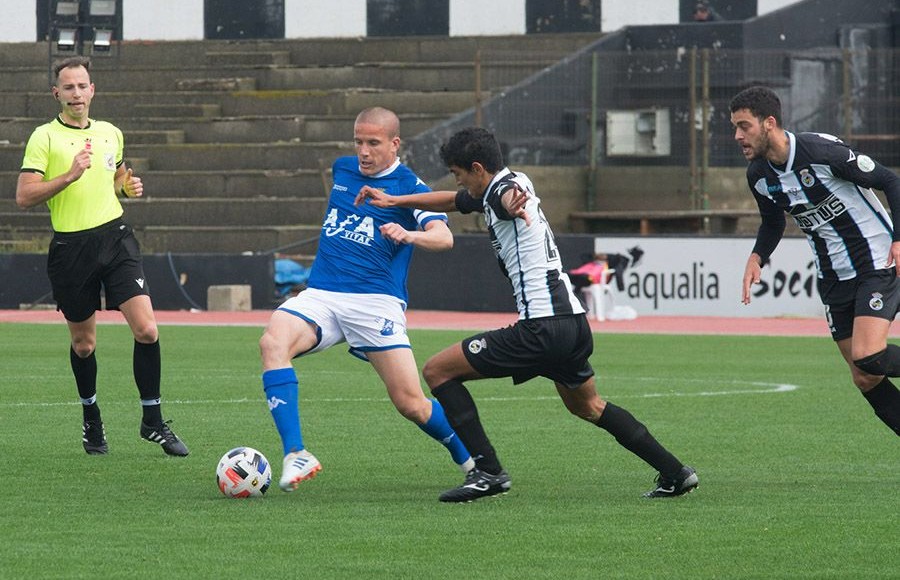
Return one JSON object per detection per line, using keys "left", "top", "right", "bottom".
{"left": 379, "top": 318, "right": 395, "bottom": 336}
{"left": 468, "top": 338, "right": 487, "bottom": 354}
{"left": 869, "top": 292, "right": 884, "bottom": 311}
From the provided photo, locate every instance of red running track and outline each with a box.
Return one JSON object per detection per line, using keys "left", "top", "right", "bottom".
{"left": 0, "top": 308, "right": 857, "bottom": 337}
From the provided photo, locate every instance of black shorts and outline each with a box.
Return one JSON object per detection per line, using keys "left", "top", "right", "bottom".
{"left": 47, "top": 218, "right": 150, "bottom": 322}
{"left": 817, "top": 268, "right": 900, "bottom": 341}
{"left": 461, "top": 314, "right": 595, "bottom": 388}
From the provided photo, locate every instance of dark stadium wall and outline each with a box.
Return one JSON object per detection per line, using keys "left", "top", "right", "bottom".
{"left": 407, "top": 234, "right": 597, "bottom": 312}
{"left": 678, "top": 1, "right": 758, "bottom": 23}
{"left": 204, "top": 0, "right": 286, "bottom": 40}
{"left": 0, "top": 235, "right": 595, "bottom": 312}
{"left": 1, "top": 254, "right": 274, "bottom": 311}
{"left": 743, "top": 0, "right": 897, "bottom": 50}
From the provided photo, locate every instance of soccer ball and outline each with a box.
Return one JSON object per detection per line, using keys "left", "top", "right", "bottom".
{"left": 216, "top": 447, "right": 272, "bottom": 498}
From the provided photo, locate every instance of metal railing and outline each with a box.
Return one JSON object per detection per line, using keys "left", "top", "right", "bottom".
{"left": 410, "top": 45, "right": 900, "bottom": 211}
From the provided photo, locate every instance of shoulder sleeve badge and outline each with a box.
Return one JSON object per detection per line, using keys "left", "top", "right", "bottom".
{"left": 857, "top": 155, "right": 875, "bottom": 172}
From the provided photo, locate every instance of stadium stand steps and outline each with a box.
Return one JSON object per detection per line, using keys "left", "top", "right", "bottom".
{"left": 0, "top": 34, "right": 599, "bottom": 253}
{"left": 205, "top": 51, "right": 292, "bottom": 66}
{"left": 0, "top": 198, "right": 326, "bottom": 227}
{"left": 0, "top": 168, "right": 327, "bottom": 199}
{"left": 123, "top": 130, "right": 186, "bottom": 145}
{"left": 0, "top": 61, "right": 568, "bottom": 93}
{"left": 139, "top": 224, "right": 322, "bottom": 255}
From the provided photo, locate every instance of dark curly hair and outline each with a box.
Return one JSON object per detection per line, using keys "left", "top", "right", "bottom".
{"left": 439, "top": 127, "right": 504, "bottom": 173}
{"left": 730, "top": 86, "right": 782, "bottom": 126}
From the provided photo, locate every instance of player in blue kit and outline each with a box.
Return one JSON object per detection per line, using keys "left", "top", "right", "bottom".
{"left": 259, "top": 107, "right": 474, "bottom": 492}
{"left": 732, "top": 86, "right": 900, "bottom": 436}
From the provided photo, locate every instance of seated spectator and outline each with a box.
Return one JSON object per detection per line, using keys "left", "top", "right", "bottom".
{"left": 568, "top": 255, "right": 610, "bottom": 293}
{"left": 693, "top": 2, "right": 722, "bottom": 22}
{"left": 566, "top": 246, "right": 643, "bottom": 294}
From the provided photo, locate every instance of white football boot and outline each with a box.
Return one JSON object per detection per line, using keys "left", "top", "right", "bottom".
{"left": 279, "top": 449, "right": 322, "bottom": 492}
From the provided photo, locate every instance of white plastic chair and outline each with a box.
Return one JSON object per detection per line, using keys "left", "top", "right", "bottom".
{"left": 581, "top": 269, "right": 615, "bottom": 321}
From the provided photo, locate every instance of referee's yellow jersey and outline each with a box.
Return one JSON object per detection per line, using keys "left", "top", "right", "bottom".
{"left": 21, "top": 117, "right": 125, "bottom": 232}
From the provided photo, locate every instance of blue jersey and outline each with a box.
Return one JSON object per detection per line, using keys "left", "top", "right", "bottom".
{"left": 306, "top": 156, "right": 447, "bottom": 304}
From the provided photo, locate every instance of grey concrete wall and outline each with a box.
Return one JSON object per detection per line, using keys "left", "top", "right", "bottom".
{"left": 592, "top": 167, "right": 751, "bottom": 212}
{"left": 429, "top": 165, "right": 590, "bottom": 235}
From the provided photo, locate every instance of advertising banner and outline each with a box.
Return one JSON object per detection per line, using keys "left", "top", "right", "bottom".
{"left": 593, "top": 236, "right": 823, "bottom": 318}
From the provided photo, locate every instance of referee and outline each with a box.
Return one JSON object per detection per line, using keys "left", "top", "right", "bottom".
{"left": 16, "top": 56, "right": 188, "bottom": 456}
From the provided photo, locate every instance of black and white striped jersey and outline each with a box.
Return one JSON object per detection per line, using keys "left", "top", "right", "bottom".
{"left": 455, "top": 168, "right": 585, "bottom": 319}
{"left": 748, "top": 131, "right": 900, "bottom": 281}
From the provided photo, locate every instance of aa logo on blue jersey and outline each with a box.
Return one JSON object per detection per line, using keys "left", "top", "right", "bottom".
{"left": 322, "top": 208, "right": 375, "bottom": 246}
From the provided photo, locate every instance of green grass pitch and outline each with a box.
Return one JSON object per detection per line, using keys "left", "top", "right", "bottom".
{"left": 0, "top": 322, "right": 896, "bottom": 578}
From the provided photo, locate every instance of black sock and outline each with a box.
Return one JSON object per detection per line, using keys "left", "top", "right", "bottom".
{"left": 862, "top": 377, "right": 900, "bottom": 436}
{"left": 432, "top": 379, "right": 503, "bottom": 474}
{"left": 70, "top": 346, "right": 101, "bottom": 422}
{"left": 134, "top": 340, "right": 163, "bottom": 425}
{"left": 595, "top": 402, "right": 683, "bottom": 477}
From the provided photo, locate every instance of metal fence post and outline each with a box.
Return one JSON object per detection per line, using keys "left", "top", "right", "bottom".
{"left": 474, "top": 49, "right": 483, "bottom": 128}
{"left": 842, "top": 48, "right": 852, "bottom": 142}
{"left": 587, "top": 51, "right": 599, "bottom": 212}
{"left": 689, "top": 47, "right": 699, "bottom": 210}
{"left": 701, "top": 48, "right": 711, "bottom": 232}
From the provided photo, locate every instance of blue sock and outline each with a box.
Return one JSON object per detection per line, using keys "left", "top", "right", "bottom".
{"left": 263, "top": 368, "right": 303, "bottom": 456}
{"left": 418, "top": 399, "right": 472, "bottom": 466}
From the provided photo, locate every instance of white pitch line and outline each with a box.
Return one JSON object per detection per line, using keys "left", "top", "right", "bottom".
{"left": 0, "top": 381, "right": 798, "bottom": 408}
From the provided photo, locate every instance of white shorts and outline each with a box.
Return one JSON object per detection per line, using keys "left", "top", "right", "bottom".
{"left": 277, "top": 287, "right": 410, "bottom": 360}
